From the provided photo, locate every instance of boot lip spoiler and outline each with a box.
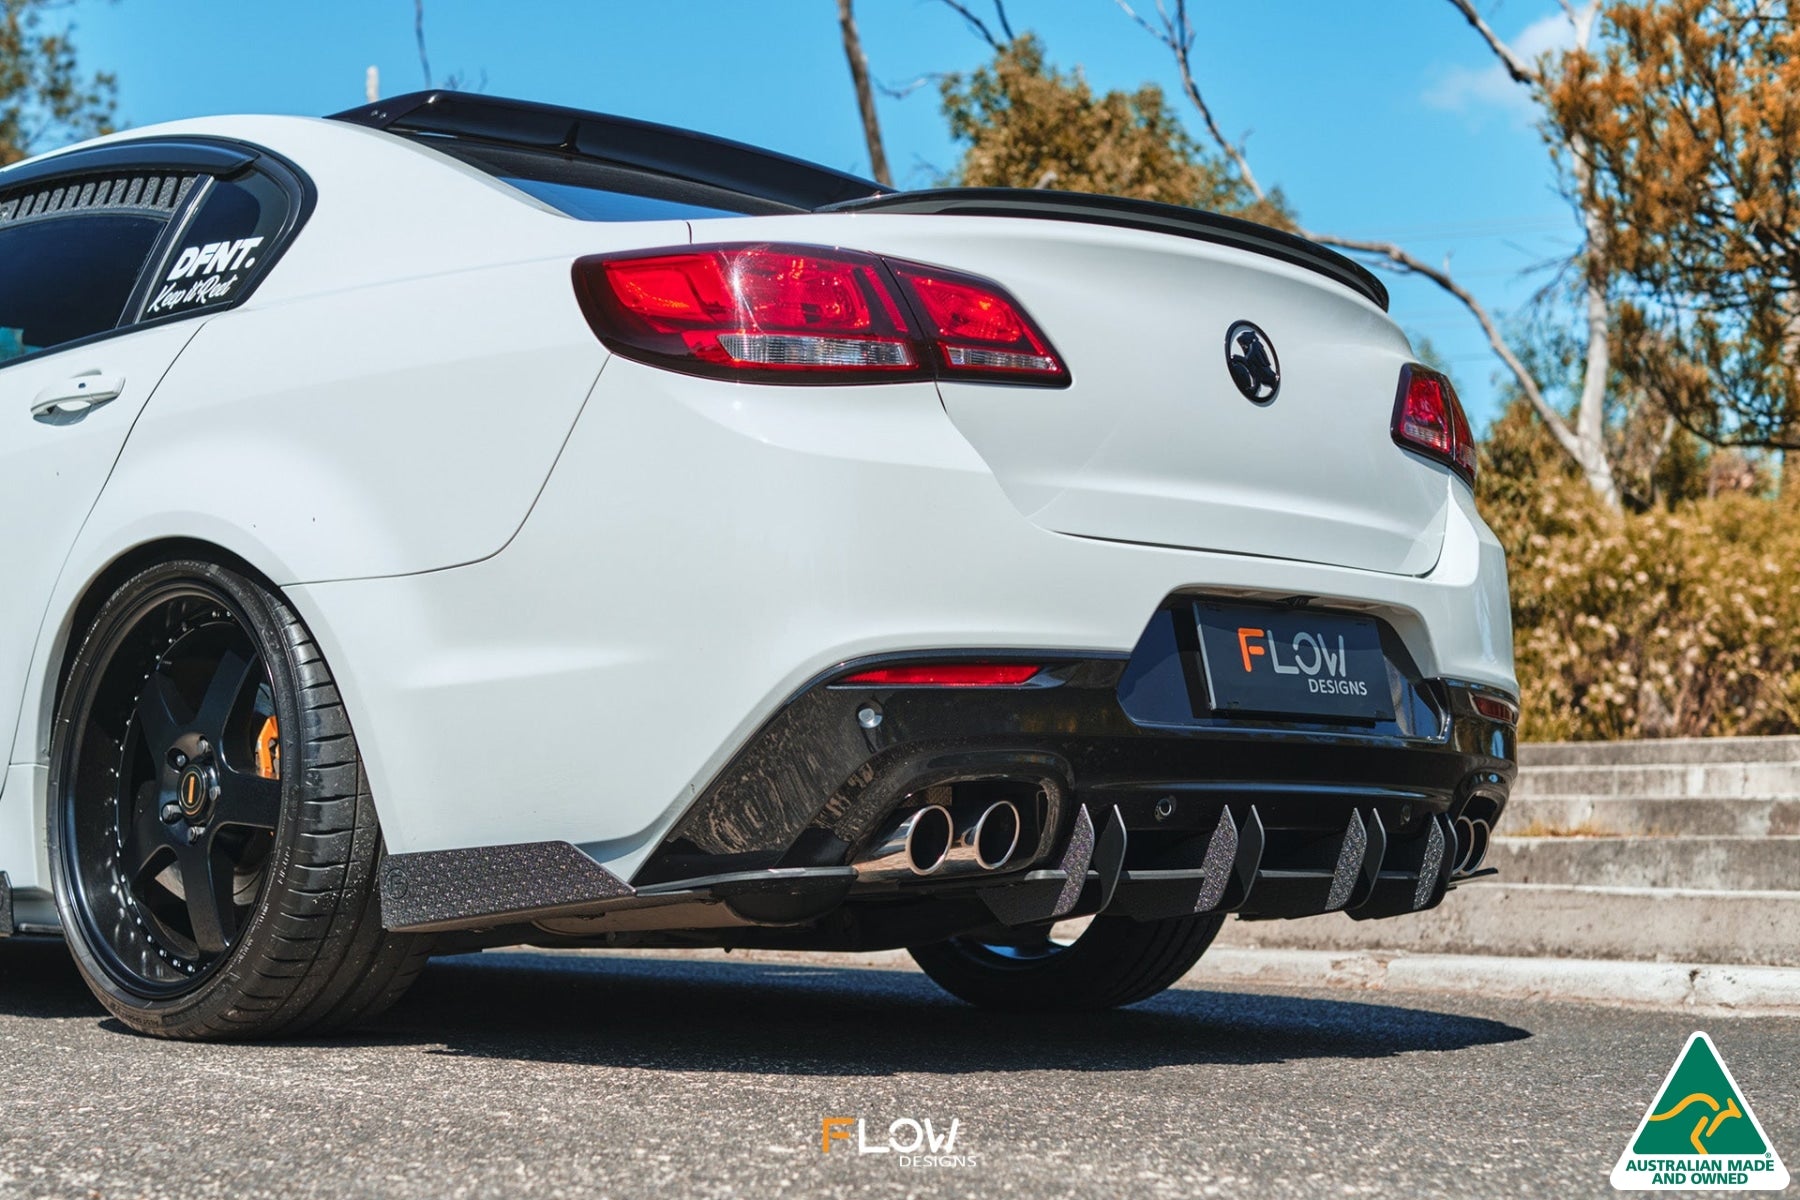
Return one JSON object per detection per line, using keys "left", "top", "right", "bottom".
{"left": 822, "top": 187, "right": 1389, "bottom": 311}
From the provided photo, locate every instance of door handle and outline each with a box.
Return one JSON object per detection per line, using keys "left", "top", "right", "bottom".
{"left": 31, "top": 371, "right": 125, "bottom": 418}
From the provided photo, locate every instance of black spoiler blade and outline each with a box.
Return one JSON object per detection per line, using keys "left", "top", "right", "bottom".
{"left": 824, "top": 188, "right": 1387, "bottom": 311}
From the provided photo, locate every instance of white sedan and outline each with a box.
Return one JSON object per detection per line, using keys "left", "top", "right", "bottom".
{"left": 0, "top": 91, "right": 1517, "bottom": 1038}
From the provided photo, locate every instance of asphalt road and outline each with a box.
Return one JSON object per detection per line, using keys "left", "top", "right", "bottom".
{"left": 0, "top": 939, "right": 1795, "bottom": 1199}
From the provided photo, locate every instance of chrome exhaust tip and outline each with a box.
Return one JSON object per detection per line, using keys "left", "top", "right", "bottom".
{"left": 853, "top": 804, "right": 954, "bottom": 880}
{"left": 1452, "top": 816, "right": 1492, "bottom": 874}
{"left": 945, "top": 800, "right": 1023, "bottom": 873}
{"left": 1464, "top": 818, "right": 1491, "bottom": 872}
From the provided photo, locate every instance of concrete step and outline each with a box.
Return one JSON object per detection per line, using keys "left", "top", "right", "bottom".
{"left": 1487, "top": 835, "right": 1800, "bottom": 891}
{"left": 1213, "top": 882, "right": 1800, "bottom": 967}
{"left": 1500, "top": 794, "right": 1800, "bottom": 838}
{"left": 1195, "top": 948, "right": 1800, "bottom": 1016}
{"left": 1521, "top": 735, "right": 1800, "bottom": 768}
{"left": 1513, "top": 761, "right": 1800, "bottom": 800}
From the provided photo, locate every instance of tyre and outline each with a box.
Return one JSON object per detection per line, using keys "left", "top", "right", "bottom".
{"left": 47, "top": 558, "right": 431, "bottom": 1040}
{"left": 908, "top": 912, "right": 1224, "bottom": 1011}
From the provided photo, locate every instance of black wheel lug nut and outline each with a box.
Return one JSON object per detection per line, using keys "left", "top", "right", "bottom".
{"left": 171, "top": 751, "right": 187, "bottom": 769}
{"left": 160, "top": 802, "right": 181, "bottom": 823}
{"left": 186, "top": 825, "right": 204, "bottom": 845}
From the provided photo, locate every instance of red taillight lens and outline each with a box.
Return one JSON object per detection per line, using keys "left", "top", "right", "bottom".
{"left": 838, "top": 663, "right": 1041, "bottom": 687}
{"left": 1472, "top": 692, "right": 1519, "bottom": 725}
{"left": 887, "top": 262, "right": 1069, "bottom": 384}
{"left": 1447, "top": 385, "right": 1477, "bottom": 480}
{"left": 573, "top": 243, "right": 1068, "bottom": 387}
{"left": 574, "top": 246, "right": 919, "bottom": 382}
{"left": 1391, "top": 364, "right": 1477, "bottom": 484}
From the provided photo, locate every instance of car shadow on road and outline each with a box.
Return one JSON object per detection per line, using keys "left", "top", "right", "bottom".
{"left": 0, "top": 937, "right": 104, "bottom": 1019}
{"left": 389, "top": 948, "right": 1532, "bottom": 1074}
{"left": 0, "top": 939, "right": 1530, "bottom": 1074}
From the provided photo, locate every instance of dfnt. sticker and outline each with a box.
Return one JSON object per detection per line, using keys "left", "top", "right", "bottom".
{"left": 145, "top": 237, "right": 265, "bottom": 315}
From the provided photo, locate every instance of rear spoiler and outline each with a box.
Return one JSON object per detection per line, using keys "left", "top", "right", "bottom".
{"left": 825, "top": 188, "right": 1389, "bottom": 311}
{"left": 329, "top": 90, "right": 890, "bottom": 212}
{"left": 328, "top": 94, "right": 1384, "bottom": 309}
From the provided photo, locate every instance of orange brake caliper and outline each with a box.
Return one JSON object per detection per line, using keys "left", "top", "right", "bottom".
{"left": 253, "top": 715, "right": 281, "bottom": 780}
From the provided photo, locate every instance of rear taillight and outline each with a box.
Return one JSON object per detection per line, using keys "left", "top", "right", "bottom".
{"left": 573, "top": 246, "right": 917, "bottom": 382}
{"left": 886, "top": 262, "right": 1067, "bottom": 383}
{"left": 572, "top": 243, "right": 1068, "bottom": 387}
{"left": 1391, "top": 364, "right": 1477, "bottom": 483}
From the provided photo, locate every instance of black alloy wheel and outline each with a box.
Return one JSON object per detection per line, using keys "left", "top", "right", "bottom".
{"left": 64, "top": 590, "right": 280, "bottom": 990}
{"left": 49, "top": 558, "right": 430, "bottom": 1039}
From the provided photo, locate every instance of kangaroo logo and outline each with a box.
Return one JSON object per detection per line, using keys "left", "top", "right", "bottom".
{"left": 1648, "top": 1092, "right": 1744, "bottom": 1156}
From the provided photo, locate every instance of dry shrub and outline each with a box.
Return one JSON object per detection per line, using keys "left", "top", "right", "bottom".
{"left": 1478, "top": 402, "right": 1800, "bottom": 741}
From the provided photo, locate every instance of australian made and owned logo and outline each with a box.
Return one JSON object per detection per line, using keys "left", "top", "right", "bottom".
{"left": 1613, "top": 1033, "right": 1788, "bottom": 1191}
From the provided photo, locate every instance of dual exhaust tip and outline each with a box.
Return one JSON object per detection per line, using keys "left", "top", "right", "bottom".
{"left": 854, "top": 801, "right": 1022, "bottom": 881}
{"left": 1453, "top": 815, "right": 1491, "bottom": 875}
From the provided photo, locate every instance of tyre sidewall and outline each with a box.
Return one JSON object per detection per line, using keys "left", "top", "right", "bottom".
{"left": 910, "top": 913, "right": 1224, "bottom": 1011}
{"left": 49, "top": 559, "right": 317, "bottom": 1036}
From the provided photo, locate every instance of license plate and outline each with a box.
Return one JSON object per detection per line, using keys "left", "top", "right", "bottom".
{"left": 1193, "top": 603, "right": 1394, "bottom": 722}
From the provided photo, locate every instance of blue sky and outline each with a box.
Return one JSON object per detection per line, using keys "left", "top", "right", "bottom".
{"left": 61, "top": 0, "right": 1581, "bottom": 429}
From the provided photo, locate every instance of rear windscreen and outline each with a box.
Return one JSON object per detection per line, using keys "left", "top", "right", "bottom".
{"left": 416, "top": 138, "right": 794, "bottom": 221}
{"left": 500, "top": 177, "right": 746, "bottom": 222}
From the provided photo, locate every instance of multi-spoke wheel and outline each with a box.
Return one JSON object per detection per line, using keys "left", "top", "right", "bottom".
{"left": 86, "top": 612, "right": 281, "bottom": 982}
{"left": 49, "top": 558, "right": 430, "bottom": 1039}
{"left": 907, "top": 913, "right": 1225, "bottom": 1011}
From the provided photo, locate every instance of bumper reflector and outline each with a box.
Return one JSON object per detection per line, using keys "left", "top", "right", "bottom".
{"left": 1472, "top": 693, "right": 1519, "bottom": 725}
{"left": 839, "top": 663, "right": 1040, "bottom": 687}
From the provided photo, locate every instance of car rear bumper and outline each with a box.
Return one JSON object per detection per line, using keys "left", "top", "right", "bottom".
{"left": 375, "top": 646, "right": 1514, "bottom": 941}
{"left": 289, "top": 356, "right": 1516, "bottom": 891}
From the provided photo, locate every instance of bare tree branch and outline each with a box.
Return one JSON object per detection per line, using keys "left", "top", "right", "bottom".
{"left": 837, "top": 0, "right": 893, "bottom": 185}
{"left": 1556, "top": 0, "right": 1603, "bottom": 39}
{"left": 414, "top": 0, "right": 433, "bottom": 89}
{"left": 1557, "top": 8, "right": 1616, "bottom": 501}
{"left": 1112, "top": 0, "right": 1270, "bottom": 204}
{"left": 990, "top": 0, "right": 1016, "bottom": 42}
{"left": 875, "top": 73, "right": 948, "bottom": 101}
{"left": 1441, "top": 0, "right": 1540, "bottom": 85}
{"left": 1315, "top": 232, "right": 1592, "bottom": 468}
{"left": 935, "top": 0, "right": 1006, "bottom": 49}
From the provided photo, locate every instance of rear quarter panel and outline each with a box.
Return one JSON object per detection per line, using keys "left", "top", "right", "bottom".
{"left": 72, "top": 116, "right": 682, "bottom": 584}
{"left": 86, "top": 259, "right": 607, "bottom": 583}
{"left": 7, "top": 116, "right": 678, "bottom": 779}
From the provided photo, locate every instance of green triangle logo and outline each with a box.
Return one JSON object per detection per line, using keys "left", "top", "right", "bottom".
{"left": 1612, "top": 1032, "right": 1789, "bottom": 1191}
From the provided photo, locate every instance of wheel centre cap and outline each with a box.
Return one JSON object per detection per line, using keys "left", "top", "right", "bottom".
{"left": 177, "top": 763, "right": 217, "bottom": 823}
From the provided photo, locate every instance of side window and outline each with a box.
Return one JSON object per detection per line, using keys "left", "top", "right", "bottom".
{"left": 0, "top": 172, "right": 192, "bottom": 363}
{"left": 0, "top": 217, "right": 166, "bottom": 363}
{"left": 142, "top": 172, "right": 292, "bottom": 320}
